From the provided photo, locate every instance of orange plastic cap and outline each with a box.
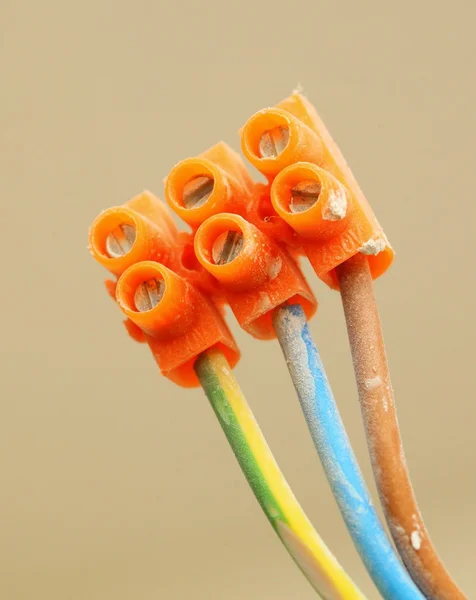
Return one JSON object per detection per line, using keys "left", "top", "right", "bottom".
{"left": 271, "top": 162, "right": 350, "bottom": 241}
{"left": 194, "top": 213, "right": 275, "bottom": 292}
{"left": 241, "top": 108, "right": 323, "bottom": 180}
{"left": 165, "top": 143, "right": 252, "bottom": 229}
{"left": 116, "top": 261, "right": 239, "bottom": 387}
{"left": 116, "top": 261, "right": 194, "bottom": 338}
{"left": 89, "top": 206, "right": 175, "bottom": 277}
{"left": 194, "top": 214, "right": 317, "bottom": 339}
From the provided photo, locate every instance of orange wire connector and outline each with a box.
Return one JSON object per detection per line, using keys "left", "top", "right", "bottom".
{"left": 89, "top": 191, "right": 240, "bottom": 386}
{"left": 88, "top": 190, "right": 179, "bottom": 276}
{"left": 241, "top": 93, "right": 394, "bottom": 289}
{"left": 165, "top": 142, "right": 254, "bottom": 229}
{"left": 194, "top": 213, "right": 316, "bottom": 339}
{"left": 115, "top": 261, "right": 239, "bottom": 387}
{"left": 241, "top": 107, "right": 323, "bottom": 180}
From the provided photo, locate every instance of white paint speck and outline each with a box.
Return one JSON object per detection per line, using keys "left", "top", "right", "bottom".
{"left": 322, "top": 188, "right": 347, "bottom": 221}
{"left": 411, "top": 530, "right": 422, "bottom": 551}
{"left": 394, "top": 524, "right": 406, "bottom": 536}
{"left": 293, "top": 82, "right": 304, "bottom": 94}
{"left": 364, "top": 375, "right": 382, "bottom": 391}
{"left": 359, "top": 237, "right": 387, "bottom": 255}
{"left": 268, "top": 256, "right": 282, "bottom": 280}
{"left": 382, "top": 395, "right": 388, "bottom": 412}
{"left": 258, "top": 292, "right": 273, "bottom": 313}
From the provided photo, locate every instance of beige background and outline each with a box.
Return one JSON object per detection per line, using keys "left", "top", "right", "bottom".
{"left": 1, "top": 1, "right": 475, "bottom": 598}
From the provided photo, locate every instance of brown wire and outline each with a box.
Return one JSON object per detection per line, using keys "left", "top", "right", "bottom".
{"left": 336, "top": 252, "right": 465, "bottom": 600}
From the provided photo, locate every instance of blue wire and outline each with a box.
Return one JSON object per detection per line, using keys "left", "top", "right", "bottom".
{"left": 273, "top": 303, "right": 424, "bottom": 600}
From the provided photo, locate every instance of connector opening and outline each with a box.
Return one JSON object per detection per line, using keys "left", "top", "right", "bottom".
{"left": 166, "top": 159, "right": 218, "bottom": 216}
{"left": 183, "top": 175, "right": 215, "bottom": 209}
{"left": 195, "top": 215, "right": 248, "bottom": 270}
{"left": 212, "top": 231, "right": 244, "bottom": 265}
{"left": 118, "top": 264, "right": 167, "bottom": 315}
{"left": 290, "top": 180, "right": 322, "bottom": 213}
{"left": 258, "top": 126, "right": 290, "bottom": 158}
{"left": 273, "top": 170, "right": 324, "bottom": 216}
{"left": 90, "top": 209, "right": 139, "bottom": 261}
{"left": 133, "top": 278, "right": 166, "bottom": 312}
{"left": 243, "top": 111, "right": 292, "bottom": 162}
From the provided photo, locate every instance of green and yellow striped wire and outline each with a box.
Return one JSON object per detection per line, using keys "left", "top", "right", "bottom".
{"left": 195, "top": 349, "right": 366, "bottom": 600}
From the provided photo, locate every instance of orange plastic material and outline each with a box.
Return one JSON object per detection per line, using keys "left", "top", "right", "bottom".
{"left": 194, "top": 214, "right": 317, "bottom": 339}
{"left": 269, "top": 92, "right": 394, "bottom": 289}
{"left": 241, "top": 107, "right": 323, "bottom": 180}
{"left": 88, "top": 191, "right": 179, "bottom": 277}
{"left": 116, "top": 261, "right": 239, "bottom": 387}
{"left": 175, "top": 231, "right": 224, "bottom": 303}
{"left": 104, "top": 278, "right": 118, "bottom": 300}
{"left": 123, "top": 317, "right": 146, "bottom": 343}
{"left": 165, "top": 142, "right": 254, "bottom": 229}
{"left": 125, "top": 190, "right": 179, "bottom": 245}
{"left": 246, "top": 182, "right": 301, "bottom": 250}
{"left": 104, "top": 278, "right": 146, "bottom": 343}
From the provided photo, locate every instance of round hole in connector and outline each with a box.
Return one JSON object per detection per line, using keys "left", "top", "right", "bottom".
{"left": 105, "top": 224, "right": 137, "bottom": 257}
{"left": 290, "top": 180, "right": 322, "bottom": 213}
{"left": 258, "top": 126, "right": 289, "bottom": 158}
{"left": 182, "top": 176, "right": 215, "bottom": 209}
{"left": 211, "top": 231, "right": 244, "bottom": 265}
{"left": 133, "top": 278, "right": 166, "bottom": 312}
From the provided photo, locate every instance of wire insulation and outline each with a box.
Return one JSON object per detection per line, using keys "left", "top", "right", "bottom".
{"left": 195, "top": 349, "right": 367, "bottom": 600}
{"left": 336, "top": 253, "right": 465, "bottom": 600}
{"left": 273, "top": 304, "right": 425, "bottom": 600}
